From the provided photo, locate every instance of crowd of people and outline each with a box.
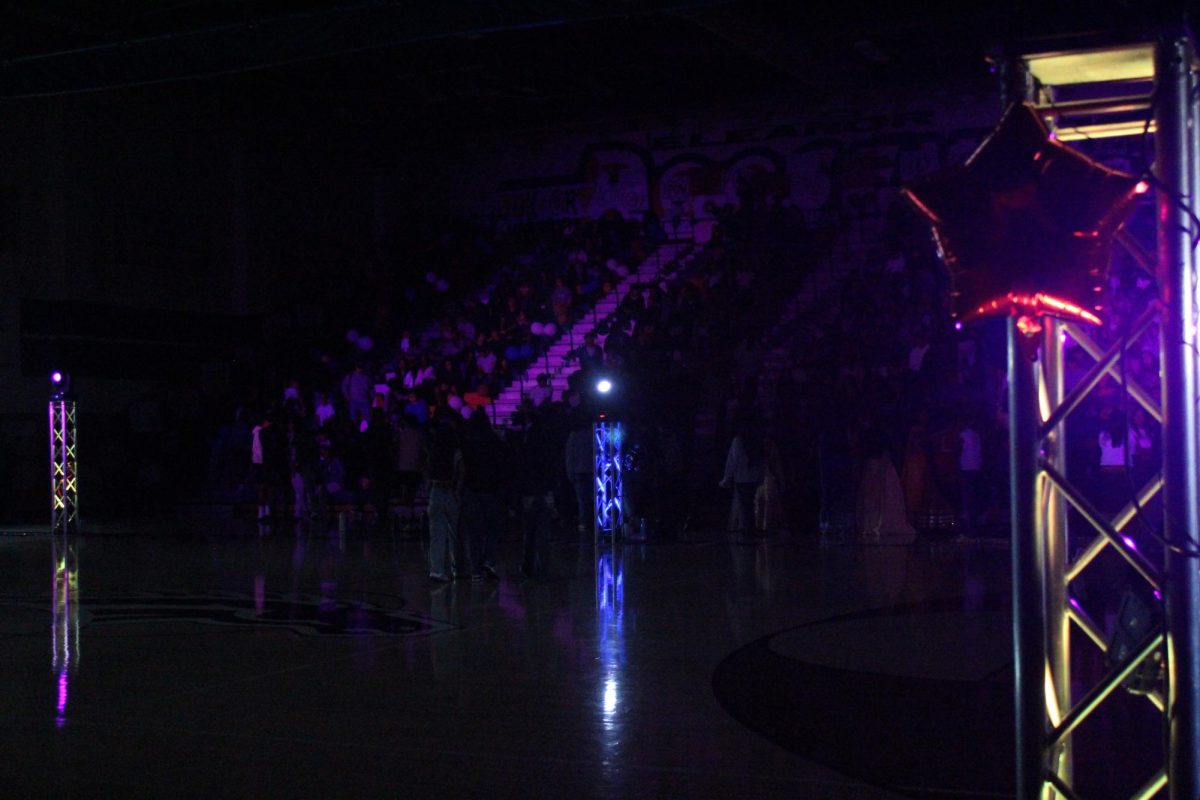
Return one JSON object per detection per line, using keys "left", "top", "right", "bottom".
{"left": 207, "top": 183, "right": 829, "bottom": 580}
{"left": 215, "top": 215, "right": 643, "bottom": 484}
{"left": 740, "top": 197, "right": 1164, "bottom": 546}
{"left": 209, "top": 171, "right": 1168, "bottom": 589}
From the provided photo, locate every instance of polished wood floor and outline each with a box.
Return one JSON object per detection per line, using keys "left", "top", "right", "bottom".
{"left": 0, "top": 517, "right": 1154, "bottom": 798}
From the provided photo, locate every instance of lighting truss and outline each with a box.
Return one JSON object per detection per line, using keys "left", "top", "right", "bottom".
{"left": 1003, "top": 34, "right": 1200, "bottom": 800}
{"left": 593, "top": 419, "right": 622, "bottom": 539}
{"left": 1012, "top": 315, "right": 1168, "bottom": 800}
{"left": 49, "top": 399, "right": 78, "bottom": 535}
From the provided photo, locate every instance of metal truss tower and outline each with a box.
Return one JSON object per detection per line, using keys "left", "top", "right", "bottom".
{"left": 1001, "top": 33, "right": 1200, "bottom": 800}
{"left": 593, "top": 418, "right": 623, "bottom": 540}
{"left": 49, "top": 397, "right": 78, "bottom": 535}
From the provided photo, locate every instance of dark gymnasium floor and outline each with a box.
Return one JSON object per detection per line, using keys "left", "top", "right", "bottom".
{"left": 0, "top": 515, "right": 1157, "bottom": 798}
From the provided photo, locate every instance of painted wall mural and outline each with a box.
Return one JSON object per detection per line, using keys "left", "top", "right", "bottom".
{"left": 489, "top": 99, "right": 1006, "bottom": 242}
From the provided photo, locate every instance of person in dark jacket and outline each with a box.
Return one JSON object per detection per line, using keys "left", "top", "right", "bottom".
{"left": 517, "top": 409, "right": 560, "bottom": 580}
{"left": 460, "top": 409, "right": 510, "bottom": 580}
{"left": 362, "top": 408, "right": 395, "bottom": 527}
{"left": 424, "top": 413, "right": 464, "bottom": 581}
{"left": 255, "top": 410, "right": 289, "bottom": 524}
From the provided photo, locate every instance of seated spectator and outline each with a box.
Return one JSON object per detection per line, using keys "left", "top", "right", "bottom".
{"left": 314, "top": 391, "right": 336, "bottom": 429}
{"left": 341, "top": 363, "right": 371, "bottom": 425}
{"left": 464, "top": 382, "right": 493, "bottom": 409}
{"left": 551, "top": 277, "right": 573, "bottom": 325}
{"left": 403, "top": 391, "right": 429, "bottom": 425}
{"left": 572, "top": 331, "right": 605, "bottom": 371}
{"left": 475, "top": 341, "right": 498, "bottom": 376}
{"left": 283, "top": 378, "right": 306, "bottom": 419}
{"left": 528, "top": 373, "right": 552, "bottom": 407}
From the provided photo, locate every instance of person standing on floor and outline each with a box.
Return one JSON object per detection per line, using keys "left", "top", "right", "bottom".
{"left": 341, "top": 362, "right": 372, "bottom": 426}
{"left": 256, "top": 409, "right": 289, "bottom": 524}
{"left": 957, "top": 411, "right": 984, "bottom": 537}
{"left": 754, "top": 434, "right": 787, "bottom": 534}
{"left": 460, "top": 409, "right": 508, "bottom": 581}
{"left": 564, "top": 415, "right": 594, "bottom": 537}
{"left": 424, "top": 413, "right": 464, "bottom": 582}
{"left": 517, "top": 409, "right": 559, "bottom": 580}
{"left": 719, "top": 411, "right": 765, "bottom": 533}
{"left": 250, "top": 411, "right": 268, "bottom": 520}
{"left": 393, "top": 413, "right": 426, "bottom": 505}
{"left": 362, "top": 407, "right": 395, "bottom": 528}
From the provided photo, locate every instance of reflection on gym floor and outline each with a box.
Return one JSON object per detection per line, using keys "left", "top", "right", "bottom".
{"left": 2, "top": 523, "right": 1030, "bottom": 798}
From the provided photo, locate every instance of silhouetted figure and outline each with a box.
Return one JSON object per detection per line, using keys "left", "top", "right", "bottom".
{"left": 460, "top": 409, "right": 509, "bottom": 580}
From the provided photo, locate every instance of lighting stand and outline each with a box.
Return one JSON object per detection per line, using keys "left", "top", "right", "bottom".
{"left": 49, "top": 397, "right": 78, "bottom": 535}
{"left": 1003, "top": 33, "right": 1200, "bottom": 799}
{"left": 593, "top": 417, "right": 622, "bottom": 542}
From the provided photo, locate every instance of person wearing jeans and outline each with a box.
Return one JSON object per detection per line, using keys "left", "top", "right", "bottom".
{"left": 424, "top": 415, "right": 464, "bottom": 581}
{"left": 460, "top": 409, "right": 509, "bottom": 580}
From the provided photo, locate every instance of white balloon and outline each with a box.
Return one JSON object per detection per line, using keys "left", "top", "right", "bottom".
{"left": 346, "top": 329, "right": 360, "bottom": 343}
{"left": 530, "top": 322, "right": 544, "bottom": 336}
{"left": 448, "top": 395, "right": 463, "bottom": 410}
{"left": 425, "top": 271, "right": 437, "bottom": 283}
{"left": 544, "top": 323, "right": 557, "bottom": 336}
{"left": 460, "top": 405, "right": 472, "bottom": 418}
{"left": 436, "top": 280, "right": 450, "bottom": 293}
{"left": 357, "top": 336, "right": 374, "bottom": 351}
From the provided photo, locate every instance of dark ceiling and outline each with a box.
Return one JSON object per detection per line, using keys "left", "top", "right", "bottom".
{"left": 0, "top": 1, "right": 1186, "bottom": 138}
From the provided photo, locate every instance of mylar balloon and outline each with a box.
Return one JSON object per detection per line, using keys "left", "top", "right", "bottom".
{"left": 903, "top": 102, "right": 1145, "bottom": 326}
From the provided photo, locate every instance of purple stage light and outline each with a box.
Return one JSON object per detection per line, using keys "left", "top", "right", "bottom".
{"left": 51, "top": 371, "right": 63, "bottom": 384}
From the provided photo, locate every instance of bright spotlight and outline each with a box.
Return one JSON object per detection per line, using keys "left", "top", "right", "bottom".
{"left": 51, "top": 371, "right": 63, "bottom": 384}
{"left": 596, "top": 379, "right": 613, "bottom": 394}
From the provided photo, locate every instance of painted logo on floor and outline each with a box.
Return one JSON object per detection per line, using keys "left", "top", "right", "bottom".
{"left": 40, "top": 590, "right": 455, "bottom": 638}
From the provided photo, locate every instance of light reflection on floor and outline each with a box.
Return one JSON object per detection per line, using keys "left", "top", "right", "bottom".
{"left": 0, "top": 522, "right": 1037, "bottom": 798}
